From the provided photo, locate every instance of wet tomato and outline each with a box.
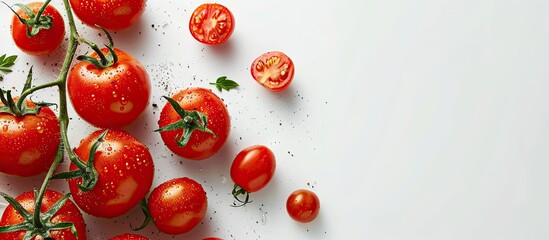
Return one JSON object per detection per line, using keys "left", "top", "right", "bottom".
{"left": 0, "top": 99, "right": 60, "bottom": 177}
{"left": 109, "top": 233, "right": 149, "bottom": 240}
{"left": 0, "top": 190, "right": 87, "bottom": 239}
{"left": 286, "top": 189, "right": 320, "bottom": 223}
{"left": 69, "top": 0, "right": 145, "bottom": 31}
{"left": 251, "top": 51, "right": 295, "bottom": 92}
{"left": 189, "top": 3, "right": 235, "bottom": 45}
{"left": 231, "top": 145, "right": 276, "bottom": 193}
{"left": 11, "top": 2, "right": 65, "bottom": 55}
{"left": 148, "top": 177, "right": 207, "bottom": 235}
{"left": 67, "top": 129, "right": 154, "bottom": 218}
{"left": 157, "top": 88, "right": 230, "bottom": 160}
{"left": 68, "top": 48, "right": 150, "bottom": 128}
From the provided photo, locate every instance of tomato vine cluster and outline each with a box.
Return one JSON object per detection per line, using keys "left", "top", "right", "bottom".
{"left": 0, "top": 1, "right": 317, "bottom": 239}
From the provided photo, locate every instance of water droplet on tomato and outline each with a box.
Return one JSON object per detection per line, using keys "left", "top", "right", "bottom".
{"left": 112, "top": 91, "right": 118, "bottom": 98}
{"left": 36, "top": 126, "right": 43, "bottom": 133}
{"left": 2, "top": 125, "right": 7, "bottom": 132}
{"left": 107, "top": 146, "right": 113, "bottom": 151}
{"left": 119, "top": 106, "right": 125, "bottom": 111}
{"left": 93, "top": 83, "right": 99, "bottom": 89}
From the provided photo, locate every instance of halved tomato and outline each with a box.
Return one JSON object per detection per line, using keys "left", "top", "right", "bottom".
{"left": 189, "top": 3, "right": 235, "bottom": 45}
{"left": 251, "top": 51, "right": 295, "bottom": 92}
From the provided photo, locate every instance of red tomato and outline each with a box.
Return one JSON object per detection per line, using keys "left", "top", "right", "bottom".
{"left": 157, "top": 88, "right": 230, "bottom": 160}
{"left": 286, "top": 189, "right": 320, "bottom": 223}
{"left": 189, "top": 3, "right": 235, "bottom": 45}
{"left": 251, "top": 51, "right": 295, "bottom": 92}
{"left": 109, "top": 233, "right": 149, "bottom": 240}
{"left": 68, "top": 48, "right": 150, "bottom": 128}
{"left": 67, "top": 129, "right": 154, "bottom": 218}
{"left": 69, "top": 0, "right": 145, "bottom": 31}
{"left": 203, "top": 238, "right": 223, "bottom": 240}
{"left": 148, "top": 178, "right": 207, "bottom": 235}
{"left": 0, "top": 99, "right": 60, "bottom": 177}
{"left": 11, "top": 2, "right": 65, "bottom": 55}
{"left": 0, "top": 190, "right": 87, "bottom": 239}
{"left": 230, "top": 145, "right": 276, "bottom": 193}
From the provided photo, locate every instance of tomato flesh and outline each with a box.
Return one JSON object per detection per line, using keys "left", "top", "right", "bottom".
{"left": 11, "top": 2, "right": 65, "bottom": 55}
{"left": 286, "top": 189, "right": 320, "bottom": 223}
{"left": 148, "top": 177, "right": 207, "bottom": 235}
{"left": 251, "top": 51, "right": 295, "bottom": 92}
{"left": 69, "top": 0, "right": 145, "bottom": 30}
{"left": 0, "top": 190, "right": 87, "bottom": 240}
{"left": 0, "top": 100, "right": 60, "bottom": 177}
{"left": 68, "top": 129, "right": 154, "bottom": 218}
{"left": 189, "top": 3, "right": 235, "bottom": 45}
{"left": 230, "top": 145, "right": 276, "bottom": 192}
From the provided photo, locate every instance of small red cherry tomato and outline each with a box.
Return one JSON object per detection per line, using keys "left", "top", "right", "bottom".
{"left": 231, "top": 145, "right": 276, "bottom": 193}
{"left": 148, "top": 177, "right": 207, "bottom": 235}
{"left": 286, "top": 189, "right": 320, "bottom": 223}
{"left": 0, "top": 190, "right": 87, "bottom": 239}
{"left": 68, "top": 48, "right": 151, "bottom": 128}
{"left": 109, "top": 233, "right": 149, "bottom": 240}
{"left": 251, "top": 51, "right": 295, "bottom": 92}
{"left": 189, "top": 3, "right": 235, "bottom": 45}
{"left": 0, "top": 99, "right": 60, "bottom": 177}
{"left": 68, "top": 129, "right": 154, "bottom": 218}
{"left": 203, "top": 238, "right": 223, "bottom": 240}
{"left": 157, "top": 88, "right": 230, "bottom": 160}
{"left": 69, "top": 0, "right": 145, "bottom": 30}
{"left": 11, "top": 2, "right": 65, "bottom": 55}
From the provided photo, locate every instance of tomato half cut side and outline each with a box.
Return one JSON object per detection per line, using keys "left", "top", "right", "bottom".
{"left": 251, "top": 51, "right": 295, "bottom": 92}
{"left": 189, "top": 3, "right": 235, "bottom": 45}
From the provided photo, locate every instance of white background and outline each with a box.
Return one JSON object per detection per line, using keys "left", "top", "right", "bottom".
{"left": 1, "top": 0, "right": 549, "bottom": 239}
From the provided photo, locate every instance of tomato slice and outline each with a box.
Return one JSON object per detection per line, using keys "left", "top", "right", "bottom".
{"left": 189, "top": 3, "right": 235, "bottom": 45}
{"left": 251, "top": 51, "right": 295, "bottom": 92}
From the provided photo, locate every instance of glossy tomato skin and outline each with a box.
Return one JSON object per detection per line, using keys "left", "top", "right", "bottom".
{"left": 11, "top": 2, "right": 65, "bottom": 55}
{"left": 203, "top": 238, "right": 223, "bottom": 240}
{"left": 69, "top": 0, "right": 145, "bottom": 31}
{"left": 68, "top": 48, "right": 151, "bottom": 128}
{"left": 109, "top": 233, "right": 149, "bottom": 240}
{"left": 0, "top": 100, "right": 60, "bottom": 177}
{"left": 286, "top": 189, "right": 320, "bottom": 223}
{"left": 148, "top": 177, "right": 207, "bottom": 235}
{"left": 189, "top": 3, "right": 235, "bottom": 45}
{"left": 230, "top": 145, "right": 276, "bottom": 192}
{"left": 251, "top": 51, "right": 295, "bottom": 92}
{"left": 158, "top": 88, "right": 230, "bottom": 160}
{"left": 68, "top": 129, "right": 154, "bottom": 218}
{"left": 0, "top": 190, "right": 87, "bottom": 240}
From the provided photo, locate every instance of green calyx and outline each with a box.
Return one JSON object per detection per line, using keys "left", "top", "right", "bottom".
{"left": 0, "top": 67, "right": 56, "bottom": 117}
{"left": 2, "top": 0, "right": 54, "bottom": 37}
{"left": 50, "top": 130, "right": 108, "bottom": 191}
{"left": 231, "top": 184, "right": 252, "bottom": 207}
{"left": 77, "top": 26, "right": 118, "bottom": 69}
{"left": 131, "top": 199, "right": 154, "bottom": 231}
{"left": 154, "top": 96, "right": 216, "bottom": 147}
{"left": 0, "top": 191, "right": 78, "bottom": 240}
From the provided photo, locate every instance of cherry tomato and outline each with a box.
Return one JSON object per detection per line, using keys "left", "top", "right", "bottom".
{"left": 69, "top": 0, "right": 145, "bottom": 31}
{"left": 0, "top": 99, "right": 60, "bottom": 177}
{"left": 109, "top": 233, "right": 149, "bottom": 240}
{"left": 286, "top": 189, "right": 320, "bottom": 223}
{"left": 203, "top": 238, "right": 223, "bottom": 240}
{"left": 148, "top": 177, "right": 207, "bottom": 235}
{"left": 68, "top": 48, "right": 151, "bottom": 128}
{"left": 230, "top": 145, "right": 276, "bottom": 193}
{"left": 0, "top": 190, "right": 87, "bottom": 239}
{"left": 158, "top": 88, "right": 230, "bottom": 160}
{"left": 11, "top": 2, "right": 65, "bottom": 55}
{"left": 251, "top": 51, "right": 295, "bottom": 92}
{"left": 189, "top": 3, "right": 235, "bottom": 45}
{"left": 67, "top": 129, "right": 154, "bottom": 218}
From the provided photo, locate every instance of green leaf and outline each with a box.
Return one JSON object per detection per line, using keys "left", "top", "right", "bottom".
{"left": 0, "top": 54, "right": 18, "bottom": 74}
{"left": 210, "top": 76, "right": 239, "bottom": 92}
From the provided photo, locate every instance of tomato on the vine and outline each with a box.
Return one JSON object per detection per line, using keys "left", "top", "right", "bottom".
{"left": 189, "top": 3, "right": 235, "bottom": 45}
{"left": 0, "top": 99, "right": 60, "bottom": 177}
{"left": 251, "top": 51, "right": 295, "bottom": 92}
{"left": 157, "top": 88, "right": 230, "bottom": 160}
{"left": 286, "top": 189, "right": 320, "bottom": 223}
{"left": 10, "top": 2, "right": 65, "bottom": 55}
{"left": 147, "top": 177, "right": 207, "bottom": 235}
{"left": 0, "top": 190, "right": 87, "bottom": 239}
{"left": 230, "top": 145, "right": 276, "bottom": 205}
{"left": 67, "top": 129, "right": 154, "bottom": 218}
{"left": 68, "top": 48, "right": 150, "bottom": 128}
{"left": 69, "top": 0, "right": 145, "bottom": 31}
{"left": 109, "top": 233, "right": 149, "bottom": 240}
